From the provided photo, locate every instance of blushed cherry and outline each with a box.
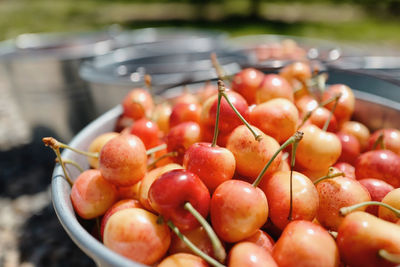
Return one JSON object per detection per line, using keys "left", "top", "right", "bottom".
{"left": 128, "top": 118, "right": 160, "bottom": 149}
{"left": 196, "top": 81, "right": 218, "bottom": 103}
{"left": 122, "top": 88, "right": 153, "bottom": 120}
{"left": 228, "top": 242, "right": 278, "bottom": 267}
{"left": 322, "top": 84, "right": 355, "bottom": 125}
{"left": 367, "top": 128, "right": 400, "bottom": 155}
{"left": 255, "top": 74, "right": 294, "bottom": 104}
{"left": 166, "top": 122, "right": 201, "bottom": 164}
{"left": 340, "top": 121, "right": 370, "bottom": 151}
{"left": 231, "top": 68, "right": 264, "bottom": 104}
{"left": 379, "top": 188, "right": 400, "bottom": 223}
{"left": 336, "top": 132, "right": 361, "bottom": 165}
{"left": 243, "top": 229, "right": 275, "bottom": 254}
{"left": 309, "top": 107, "right": 338, "bottom": 132}
{"left": 158, "top": 253, "right": 209, "bottom": 267}
{"left": 359, "top": 179, "right": 394, "bottom": 216}
{"left": 116, "top": 181, "right": 141, "bottom": 200}
{"left": 333, "top": 162, "right": 356, "bottom": 179}
{"left": 87, "top": 132, "right": 119, "bottom": 169}
{"left": 151, "top": 102, "right": 172, "bottom": 134}
{"left": 169, "top": 102, "right": 201, "bottom": 128}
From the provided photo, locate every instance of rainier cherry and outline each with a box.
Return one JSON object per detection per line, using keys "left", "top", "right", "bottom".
{"left": 322, "top": 84, "right": 355, "bottom": 125}
{"left": 128, "top": 118, "right": 160, "bottom": 149}
{"left": 367, "top": 128, "right": 400, "bottom": 155}
{"left": 255, "top": 74, "right": 294, "bottom": 104}
{"left": 340, "top": 120, "right": 370, "bottom": 151}
{"left": 87, "top": 132, "right": 119, "bottom": 169}
{"left": 358, "top": 178, "right": 394, "bottom": 216}
{"left": 231, "top": 67, "right": 264, "bottom": 104}
{"left": 228, "top": 242, "right": 278, "bottom": 267}
{"left": 122, "top": 88, "right": 153, "bottom": 120}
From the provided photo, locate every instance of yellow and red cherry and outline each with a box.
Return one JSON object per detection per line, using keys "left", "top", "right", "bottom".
{"left": 242, "top": 229, "right": 275, "bottom": 254}
{"left": 122, "top": 88, "right": 154, "bottom": 120}
{"left": 340, "top": 120, "right": 370, "bottom": 151}
{"left": 151, "top": 102, "right": 172, "bottom": 134}
{"left": 231, "top": 67, "right": 264, "bottom": 104}
{"left": 148, "top": 169, "right": 210, "bottom": 231}
{"left": 255, "top": 74, "right": 294, "bottom": 104}
{"left": 272, "top": 220, "right": 339, "bottom": 267}
{"left": 261, "top": 170, "right": 319, "bottom": 230}
{"left": 332, "top": 162, "right": 356, "bottom": 179}
{"left": 128, "top": 118, "right": 160, "bottom": 149}
{"left": 87, "top": 132, "right": 119, "bottom": 169}
{"left": 336, "top": 132, "right": 361, "bottom": 165}
{"left": 166, "top": 122, "right": 201, "bottom": 164}
{"left": 309, "top": 107, "right": 338, "bottom": 132}
{"left": 169, "top": 102, "right": 202, "bottom": 128}
{"left": 196, "top": 81, "right": 218, "bottom": 103}
{"left": 228, "top": 242, "right": 278, "bottom": 267}
{"left": 210, "top": 180, "right": 268, "bottom": 243}
{"left": 379, "top": 188, "right": 400, "bottom": 223}
{"left": 296, "top": 124, "right": 341, "bottom": 171}
{"left": 367, "top": 128, "right": 400, "bottom": 155}
{"left": 355, "top": 149, "right": 400, "bottom": 188}
{"left": 100, "top": 199, "right": 142, "bottom": 240}
{"left": 116, "top": 181, "right": 141, "bottom": 200}
{"left": 103, "top": 208, "right": 171, "bottom": 265}
{"left": 158, "top": 253, "right": 208, "bottom": 267}
{"left": 183, "top": 142, "right": 235, "bottom": 192}
{"left": 70, "top": 169, "right": 117, "bottom": 220}
{"left": 322, "top": 84, "right": 355, "bottom": 125}
{"left": 358, "top": 179, "right": 394, "bottom": 216}
{"left": 249, "top": 98, "right": 299, "bottom": 144}
{"left": 316, "top": 176, "right": 371, "bottom": 231}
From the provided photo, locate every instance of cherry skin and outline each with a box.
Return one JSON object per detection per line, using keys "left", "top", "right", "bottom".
{"left": 183, "top": 142, "right": 236, "bottom": 192}
{"left": 333, "top": 162, "right": 356, "bottom": 179}
{"left": 322, "top": 84, "right": 355, "bottom": 125}
{"left": 228, "top": 242, "right": 278, "bottom": 267}
{"left": 309, "top": 107, "right": 338, "bottom": 132}
{"left": 100, "top": 199, "right": 142, "bottom": 240}
{"left": 210, "top": 180, "right": 268, "bottom": 243}
{"left": 340, "top": 121, "right": 370, "bottom": 151}
{"left": 122, "top": 88, "right": 153, "bottom": 120}
{"left": 261, "top": 170, "right": 319, "bottom": 230}
{"left": 337, "top": 211, "right": 400, "bottom": 267}
{"left": 148, "top": 169, "right": 210, "bottom": 231}
{"left": 226, "top": 125, "right": 281, "bottom": 183}
{"left": 166, "top": 122, "right": 202, "bottom": 164}
{"left": 158, "top": 253, "right": 208, "bottom": 267}
{"left": 272, "top": 220, "right": 340, "bottom": 267}
{"left": 103, "top": 208, "right": 171, "bottom": 265}
{"left": 316, "top": 176, "right": 371, "bottom": 231}
{"left": 279, "top": 61, "right": 312, "bottom": 99}
{"left": 336, "top": 132, "right": 361, "bottom": 165}
{"left": 151, "top": 102, "right": 172, "bottom": 134}
{"left": 249, "top": 98, "right": 299, "bottom": 144}
{"left": 367, "top": 128, "right": 400, "bottom": 155}
{"left": 296, "top": 124, "right": 341, "bottom": 172}
{"left": 87, "top": 132, "right": 119, "bottom": 169}
{"left": 378, "top": 188, "right": 400, "bottom": 223}
{"left": 295, "top": 94, "right": 318, "bottom": 115}
{"left": 169, "top": 102, "right": 202, "bottom": 128}
{"left": 116, "top": 181, "right": 141, "bottom": 200}
{"left": 70, "top": 169, "right": 117, "bottom": 220}
{"left": 255, "top": 74, "right": 294, "bottom": 104}
{"left": 128, "top": 118, "right": 160, "bottom": 149}
{"left": 243, "top": 229, "right": 275, "bottom": 254}
{"left": 231, "top": 68, "right": 264, "bottom": 104}
{"left": 358, "top": 178, "right": 394, "bottom": 216}
{"left": 99, "top": 134, "right": 147, "bottom": 187}
{"left": 355, "top": 149, "right": 400, "bottom": 188}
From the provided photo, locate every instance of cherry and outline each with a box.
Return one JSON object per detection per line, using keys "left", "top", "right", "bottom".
{"left": 309, "top": 107, "right": 338, "bottom": 132}
{"left": 358, "top": 178, "right": 394, "bottom": 216}
{"left": 70, "top": 169, "right": 117, "bottom": 220}
{"left": 196, "top": 81, "right": 218, "bottom": 103}
{"left": 122, "top": 88, "right": 154, "bottom": 120}
{"left": 128, "top": 118, "right": 160, "bottom": 149}
{"left": 243, "top": 229, "right": 275, "bottom": 254}
{"left": 103, "top": 208, "right": 171, "bottom": 265}
{"left": 87, "top": 132, "right": 119, "bottom": 169}
{"left": 322, "top": 84, "right": 355, "bottom": 125}
{"left": 166, "top": 122, "right": 201, "bottom": 164}
{"left": 333, "top": 162, "right": 356, "bottom": 179}
{"left": 228, "top": 242, "right": 278, "bottom": 267}
{"left": 151, "top": 102, "right": 172, "bottom": 134}
{"left": 272, "top": 220, "right": 339, "bottom": 267}
{"left": 340, "top": 121, "right": 370, "bottom": 151}
{"left": 116, "top": 181, "right": 141, "bottom": 200}
{"left": 99, "top": 134, "right": 147, "bottom": 186}
{"left": 169, "top": 102, "right": 202, "bottom": 128}
{"left": 231, "top": 68, "right": 264, "bottom": 104}
{"left": 379, "top": 188, "right": 400, "bottom": 223}
{"left": 255, "top": 74, "right": 294, "bottom": 104}
{"left": 279, "top": 61, "right": 312, "bottom": 99}
{"left": 336, "top": 132, "right": 361, "bottom": 165}
{"left": 158, "top": 253, "right": 208, "bottom": 267}
{"left": 367, "top": 128, "right": 400, "bottom": 155}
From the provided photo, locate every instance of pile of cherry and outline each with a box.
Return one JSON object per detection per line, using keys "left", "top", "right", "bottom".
{"left": 44, "top": 61, "right": 400, "bottom": 267}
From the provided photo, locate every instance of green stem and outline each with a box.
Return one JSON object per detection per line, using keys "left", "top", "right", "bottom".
{"left": 288, "top": 139, "right": 300, "bottom": 221}
{"left": 372, "top": 132, "right": 386, "bottom": 150}
{"left": 147, "top": 151, "right": 177, "bottom": 169}
{"left": 340, "top": 201, "right": 400, "bottom": 217}
{"left": 43, "top": 137, "right": 99, "bottom": 158}
{"left": 219, "top": 85, "right": 262, "bottom": 142}
{"left": 43, "top": 138, "right": 73, "bottom": 187}
{"left": 184, "top": 202, "right": 226, "bottom": 263}
{"left": 211, "top": 81, "right": 223, "bottom": 147}
{"left": 55, "top": 158, "right": 84, "bottom": 173}
{"left": 379, "top": 249, "right": 400, "bottom": 264}
{"left": 167, "top": 220, "right": 226, "bottom": 267}
{"left": 313, "top": 168, "right": 344, "bottom": 185}
{"left": 253, "top": 131, "right": 304, "bottom": 188}
{"left": 146, "top": 143, "right": 167, "bottom": 155}
{"left": 211, "top": 53, "right": 227, "bottom": 81}
{"left": 322, "top": 93, "right": 341, "bottom": 132}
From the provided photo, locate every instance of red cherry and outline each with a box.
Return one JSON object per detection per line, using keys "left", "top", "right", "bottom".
{"left": 255, "top": 74, "right": 294, "bottom": 104}
{"left": 169, "top": 102, "right": 201, "bottom": 128}
{"left": 166, "top": 122, "right": 201, "bottom": 164}
{"left": 148, "top": 169, "right": 210, "bottom": 231}
{"left": 358, "top": 178, "right": 394, "bottom": 216}
{"left": 337, "top": 132, "right": 361, "bottom": 165}
{"left": 333, "top": 162, "right": 356, "bottom": 179}
{"left": 129, "top": 118, "right": 160, "bottom": 149}
{"left": 367, "top": 128, "right": 400, "bottom": 155}
{"left": 231, "top": 68, "right": 264, "bottom": 104}
{"left": 122, "top": 88, "right": 153, "bottom": 120}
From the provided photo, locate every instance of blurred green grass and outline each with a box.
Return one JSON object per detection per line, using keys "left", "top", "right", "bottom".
{"left": 0, "top": 0, "right": 399, "bottom": 49}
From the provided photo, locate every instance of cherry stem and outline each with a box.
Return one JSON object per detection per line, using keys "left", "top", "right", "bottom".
{"left": 211, "top": 53, "right": 227, "bottom": 81}
{"left": 253, "top": 131, "right": 304, "bottom": 188}
{"left": 372, "top": 132, "right": 386, "bottom": 150}
{"left": 211, "top": 82, "right": 224, "bottom": 147}
{"left": 166, "top": 220, "right": 226, "bottom": 267}
{"left": 313, "top": 167, "right": 344, "bottom": 185}
{"left": 184, "top": 202, "right": 226, "bottom": 263}
{"left": 146, "top": 143, "right": 167, "bottom": 155}
{"left": 379, "top": 249, "right": 400, "bottom": 264}
{"left": 144, "top": 74, "right": 153, "bottom": 95}
{"left": 218, "top": 80, "right": 262, "bottom": 142}
{"left": 339, "top": 201, "right": 400, "bottom": 217}
{"left": 322, "top": 93, "right": 342, "bottom": 132}
{"left": 55, "top": 158, "right": 84, "bottom": 173}
{"left": 43, "top": 138, "right": 73, "bottom": 187}
{"left": 147, "top": 151, "right": 178, "bottom": 170}
{"left": 298, "top": 92, "right": 341, "bottom": 130}
{"left": 288, "top": 136, "right": 301, "bottom": 221}
{"left": 42, "top": 137, "right": 99, "bottom": 158}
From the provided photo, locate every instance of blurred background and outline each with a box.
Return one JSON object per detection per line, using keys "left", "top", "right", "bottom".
{"left": 0, "top": 0, "right": 399, "bottom": 266}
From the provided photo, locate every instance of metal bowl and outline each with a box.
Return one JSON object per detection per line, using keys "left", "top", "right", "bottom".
{"left": 52, "top": 71, "right": 400, "bottom": 266}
